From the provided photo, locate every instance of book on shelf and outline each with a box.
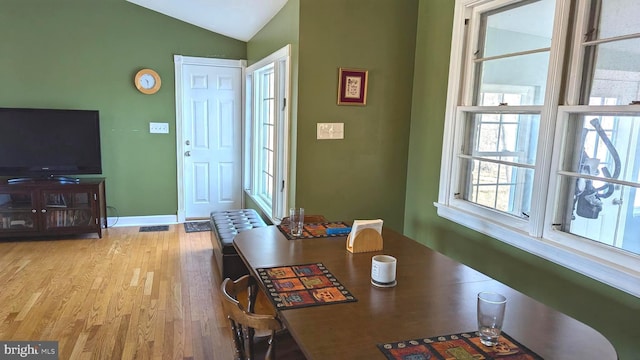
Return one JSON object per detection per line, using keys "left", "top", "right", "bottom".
{"left": 46, "top": 194, "right": 67, "bottom": 208}
{"left": 347, "top": 219, "right": 383, "bottom": 248}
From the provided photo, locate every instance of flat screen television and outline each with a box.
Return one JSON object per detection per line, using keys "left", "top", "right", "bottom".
{"left": 0, "top": 107, "right": 102, "bottom": 183}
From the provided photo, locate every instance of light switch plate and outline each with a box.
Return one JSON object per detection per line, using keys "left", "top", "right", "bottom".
{"left": 149, "top": 122, "right": 169, "bottom": 134}
{"left": 317, "top": 123, "right": 344, "bottom": 140}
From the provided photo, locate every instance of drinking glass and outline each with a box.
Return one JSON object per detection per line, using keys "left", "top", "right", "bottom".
{"left": 477, "top": 291, "right": 507, "bottom": 346}
{"left": 289, "top": 207, "right": 304, "bottom": 237}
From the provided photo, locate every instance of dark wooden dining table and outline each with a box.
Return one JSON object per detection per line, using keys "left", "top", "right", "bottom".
{"left": 233, "top": 225, "right": 617, "bottom": 360}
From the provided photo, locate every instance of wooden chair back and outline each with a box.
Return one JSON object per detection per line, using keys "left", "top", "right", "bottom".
{"left": 281, "top": 215, "right": 328, "bottom": 225}
{"left": 221, "top": 275, "right": 283, "bottom": 360}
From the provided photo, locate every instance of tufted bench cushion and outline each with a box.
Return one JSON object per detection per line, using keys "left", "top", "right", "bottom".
{"left": 210, "top": 209, "right": 267, "bottom": 280}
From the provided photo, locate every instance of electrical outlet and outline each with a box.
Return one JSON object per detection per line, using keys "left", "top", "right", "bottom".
{"left": 317, "top": 123, "right": 344, "bottom": 139}
{"left": 149, "top": 122, "right": 169, "bottom": 134}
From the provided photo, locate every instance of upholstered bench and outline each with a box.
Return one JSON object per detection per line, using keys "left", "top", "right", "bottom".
{"left": 210, "top": 209, "right": 267, "bottom": 280}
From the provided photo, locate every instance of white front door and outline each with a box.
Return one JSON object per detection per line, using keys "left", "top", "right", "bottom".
{"left": 174, "top": 56, "right": 245, "bottom": 220}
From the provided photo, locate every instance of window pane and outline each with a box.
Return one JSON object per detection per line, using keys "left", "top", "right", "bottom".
{"left": 481, "top": 0, "right": 554, "bottom": 58}
{"left": 267, "top": 148, "right": 274, "bottom": 174}
{"left": 555, "top": 114, "right": 640, "bottom": 255}
{"left": 256, "top": 66, "right": 275, "bottom": 206}
{"left": 596, "top": 0, "right": 640, "bottom": 40}
{"left": 560, "top": 114, "right": 640, "bottom": 184}
{"left": 266, "top": 122, "right": 274, "bottom": 149}
{"left": 557, "top": 175, "right": 640, "bottom": 256}
{"left": 584, "top": 38, "right": 640, "bottom": 105}
{"left": 266, "top": 174, "right": 273, "bottom": 199}
{"left": 476, "top": 52, "right": 550, "bottom": 105}
{"left": 268, "top": 71, "right": 274, "bottom": 97}
{"left": 469, "top": 113, "right": 540, "bottom": 166}
{"left": 463, "top": 158, "right": 533, "bottom": 218}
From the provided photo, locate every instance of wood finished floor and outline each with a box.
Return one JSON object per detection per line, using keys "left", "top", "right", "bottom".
{"left": 0, "top": 225, "right": 235, "bottom": 359}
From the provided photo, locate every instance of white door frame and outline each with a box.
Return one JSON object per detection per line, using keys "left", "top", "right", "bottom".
{"left": 174, "top": 55, "right": 247, "bottom": 223}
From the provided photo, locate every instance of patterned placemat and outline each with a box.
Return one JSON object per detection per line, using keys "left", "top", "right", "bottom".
{"left": 257, "top": 263, "right": 357, "bottom": 310}
{"left": 378, "top": 331, "right": 543, "bottom": 360}
{"left": 277, "top": 221, "right": 350, "bottom": 240}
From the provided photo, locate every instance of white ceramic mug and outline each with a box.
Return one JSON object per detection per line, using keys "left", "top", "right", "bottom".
{"left": 371, "top": 255, "right": 397, "bottom": 287}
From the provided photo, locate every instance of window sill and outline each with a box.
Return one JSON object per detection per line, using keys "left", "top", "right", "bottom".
{"left": 245, "top": 190, "right": 277, "bottom": 224}
{"left": 434, "top": 202, "right": 640, "bottom": 298}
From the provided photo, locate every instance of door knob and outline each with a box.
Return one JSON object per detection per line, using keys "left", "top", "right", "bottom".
{"left": 185, "top": 140, "right": 190, "bottom": 145}
{"left": 185, "top": 151, "right": 191, "bottom": 157}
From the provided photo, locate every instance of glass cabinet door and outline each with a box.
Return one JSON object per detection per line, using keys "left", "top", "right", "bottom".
{"left": 42, "top": 191, "right": 95, "bottom": 230}
{"left": 0, "top": 191, "right": 37, "bottom": 230}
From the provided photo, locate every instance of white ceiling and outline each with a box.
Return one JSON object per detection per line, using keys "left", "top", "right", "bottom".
{"left": 126, "top": 0, "right": 288, "bottom": 42}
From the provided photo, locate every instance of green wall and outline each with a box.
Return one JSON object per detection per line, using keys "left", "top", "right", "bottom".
{"left": 0, "top": 0, "right": 246, "bottom": 217}
{"left": 404, "top": 1, "right": 640, "bottom": 359}
{"left": 296, "top": 0, "right": 418, "bottom": 231}
{"left": 246, "top": 0, "right": 417, "bottom": 232}
{"left": 246, "top": 0, "right": 299, "bottom": 65}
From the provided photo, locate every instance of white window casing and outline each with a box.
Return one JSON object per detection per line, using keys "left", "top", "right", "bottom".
{"left": 437, "top": 0, "right": 640, "bottom": 297}
{"left": 244, "top": 45, "right": 291, "bottom": 223}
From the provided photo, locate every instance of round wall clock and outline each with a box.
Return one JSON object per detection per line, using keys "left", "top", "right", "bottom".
{"left": 134, "top": 68, "right": 161, "bottom": 94}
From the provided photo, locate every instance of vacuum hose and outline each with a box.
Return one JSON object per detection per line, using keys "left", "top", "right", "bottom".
{"left": 574, "top": 118, "right": 622, "bottom": 219}
{"left": 589, "top": 118, "right": 621, "bottom": 198}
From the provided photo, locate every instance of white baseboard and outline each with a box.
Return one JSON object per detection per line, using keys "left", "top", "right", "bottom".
{"left": 107, "top": 215, "right": 178, "bottom": 228}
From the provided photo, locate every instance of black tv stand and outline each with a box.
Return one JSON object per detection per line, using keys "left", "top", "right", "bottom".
{"left": 8, "top": 176, "right": 80, "bottom": 184}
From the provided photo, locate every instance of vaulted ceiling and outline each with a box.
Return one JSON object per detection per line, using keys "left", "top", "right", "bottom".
{"left": 126, "top": 0, "right": 288, "bottom": 42}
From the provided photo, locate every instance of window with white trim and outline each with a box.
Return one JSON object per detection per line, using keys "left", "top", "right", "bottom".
{"left": 244, "top": 45, "right": 291, "bottom": 222}
{"left": 438, "top": 0, "right": 640, "bottom": 297}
